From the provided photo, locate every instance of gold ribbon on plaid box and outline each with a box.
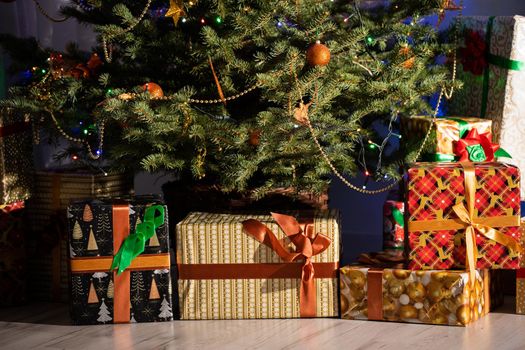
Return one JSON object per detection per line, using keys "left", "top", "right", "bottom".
{"left": 408, "top": 162, "right": 523, "bottom": 285}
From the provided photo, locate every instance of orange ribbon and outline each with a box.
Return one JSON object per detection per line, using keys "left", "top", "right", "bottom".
{"left": 367, "top": 268, "right": 384, "bottom": 321}
{"left": 112, "top": 205, "right": 132, "bottom": 323}
{"left": 242, "top": 212, "right": 332, "bottom": 317}
{"left": 208, "top": 56, "right": 226, "bottom": 105}
{"left": 452, "top": 163, "right": 523, "bottom": 284}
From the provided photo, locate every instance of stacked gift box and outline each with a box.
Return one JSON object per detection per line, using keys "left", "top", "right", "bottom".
{"left": 26, "top": 169, "right": 133, "bottom": 302}
{"left": 0, "top": 107, "right": 34, "bottom": 306}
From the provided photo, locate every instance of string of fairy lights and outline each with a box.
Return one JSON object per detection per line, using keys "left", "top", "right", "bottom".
{"left": 22, "top": 0, "right": 461, "bottom": 193}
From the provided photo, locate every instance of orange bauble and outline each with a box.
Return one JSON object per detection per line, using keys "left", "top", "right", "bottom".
{"left": 306, "top": 41, "right": 331, "bottom": 66}
{"left": 248, "top": 129, "right": 261, "bottom": 146}
{"left": 142, "top": 82, "right": 164, "bottom": 98}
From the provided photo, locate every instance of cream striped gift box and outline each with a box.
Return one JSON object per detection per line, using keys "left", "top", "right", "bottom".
{"left": 176, "top": 211, "right": 341, "bottom": 319}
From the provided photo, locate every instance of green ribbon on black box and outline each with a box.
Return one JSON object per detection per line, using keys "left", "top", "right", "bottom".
{"left": 111, "top": 205, "right": 165, "bottom": 274}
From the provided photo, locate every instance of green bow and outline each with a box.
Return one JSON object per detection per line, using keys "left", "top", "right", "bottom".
{"left": 466, "top": 144, "right": 487, "bottom": 162}
{"left": 392, "top": 206, "right": 404, "bottom": 228}
{"left": 480, "top": 16, "right": 525, "bottom": 117}
{"left": 111, "top": 205, "right": 165, "bottom": 275}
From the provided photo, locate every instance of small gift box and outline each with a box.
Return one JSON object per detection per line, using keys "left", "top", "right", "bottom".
{"left": 451, "top": 16, "right": 525, "bottom": 198}
{"left": 406, "top": 162, "right": 522, "bottom": 275}
{"left": 401, "top": 116, "right": 494, "bottom": 162}
{"left": 383, "top": 200, "right": 405, "bottom": 253}
{"left": 68, "top": 197, "right": 172, "bottom": 324}
{"left": 340, "top": 266, "right": 490, "bottom": 326}
{"left": 176, "top": 211, "right": 341, "bottom": 319}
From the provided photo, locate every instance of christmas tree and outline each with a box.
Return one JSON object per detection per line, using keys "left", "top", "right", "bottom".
{"left": 97, "top": 298, "right": 112, "bottom": 323}
{"left": 158, "top": 295, "right": 172, "bottom": 320}
{"left": 0, "top": 0, "right": 456, "bottom": 196}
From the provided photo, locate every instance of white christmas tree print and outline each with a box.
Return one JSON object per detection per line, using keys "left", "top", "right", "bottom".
{"left": 131, "top": 273, "right": 145, "bottom": 303}
{"left": 97, "top": 298, "right": 112, "bottom": 324}
{"left": 130, "top": 312, "right": 137, "bottom": 323}
{"left": 92, "top": 272, "right": 108, "bottom": 281}
{"left": 158, "top": 295, "right": 172, "bottom": 320}
{"left": 99, "top": 213, "right": 111, "bottom": 236}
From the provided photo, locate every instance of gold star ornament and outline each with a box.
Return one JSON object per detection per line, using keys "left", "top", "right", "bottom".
{"left": 165, "top": 0, "right": 186, "bottom": 26}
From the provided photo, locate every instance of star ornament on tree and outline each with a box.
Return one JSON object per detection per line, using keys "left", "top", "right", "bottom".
{"left": 293, "top": 101, "right": 313, "bottom": 125}
{"left": 438, "top": 0, "right": 462, "bottom": 26}
{"left": 165, "top": 0, "right": 186, "bottom": 26}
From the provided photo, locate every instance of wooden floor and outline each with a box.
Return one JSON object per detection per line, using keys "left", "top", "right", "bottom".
{"left": 1, "top": 300, "right": 525, "bottom": 350}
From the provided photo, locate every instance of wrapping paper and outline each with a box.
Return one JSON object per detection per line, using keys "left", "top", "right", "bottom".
{"left": 0, "top": 203, "right": 27, "bottom": 306}
{"left": 176, "top": 211, "right": 341, "bottom": 319}
{"left": 518, "top": 269, "right": 525, "bottom": 314}
{"left": 400, "top": 116, "right": 492, "bottom": 161}
{"left": 340, "top": 266, "right": 489, "bottom": 326}
{"left": 26, "top": 169, "right": 132, "bottom": 302}
{"left": 0, "top": 108, "right": 33, "bottom": 205}
{"left": 68, "top": 197, "right": 172, "bottom": 325}
{"left": 451, "top": 16, "right": 525, "bottom": 198}
{"left": 406, "top": 162, "right": 521, "bottom": 271}
{"left": 383, "top": 200, "right": 404, "bottom": 253}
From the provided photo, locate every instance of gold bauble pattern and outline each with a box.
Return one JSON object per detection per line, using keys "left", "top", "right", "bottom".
{"left": 340, "top": 267, "right": 488, "bottom": 326}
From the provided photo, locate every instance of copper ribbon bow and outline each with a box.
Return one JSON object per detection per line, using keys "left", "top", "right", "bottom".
{"left": 242, "top": 212, "right": 331, "bottom": 317}
{"left": 453, "top": 163, "right": 523, "bottom": 284}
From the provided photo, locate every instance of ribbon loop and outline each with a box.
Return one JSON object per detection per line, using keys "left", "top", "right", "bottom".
{"left": 242, "top": 213, "right": 332, "bottom": 317}
{"left": 111, "top": 205, "right": 165, "bottom": 274}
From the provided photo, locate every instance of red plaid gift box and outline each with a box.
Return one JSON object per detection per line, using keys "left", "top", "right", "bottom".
{"left": 406, "top": 162, "right": 522, "bottom": 274}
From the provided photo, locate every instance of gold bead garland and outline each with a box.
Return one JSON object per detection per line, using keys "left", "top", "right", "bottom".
{"left": 47, "top": 110, "right": 105, "bottom": 160}
{"left": 32, "top": 0, "right": 70, "bottom": 23}
{"left": 102, "top": 0, "right": 153, "bottom": 63}
{"left": 118, "top": 83, "right": 260, "bottom": 104}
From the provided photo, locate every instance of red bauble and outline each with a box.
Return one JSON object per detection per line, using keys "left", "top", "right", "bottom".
{"left": 142, "top": 82, "right": 164, "bottom": 98}
{"left": 306, "top": 41, "right": 331, "bottom": 66}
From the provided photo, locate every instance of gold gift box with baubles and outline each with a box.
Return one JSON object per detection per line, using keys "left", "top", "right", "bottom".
{"left": 340, "top": 266, "right": 490, "bottom": 326}
{"left": 176, "top": 211, "right": 341, "bottom": 320}
{"left": 400, "top": 116, "right": 492, "bottom": 161}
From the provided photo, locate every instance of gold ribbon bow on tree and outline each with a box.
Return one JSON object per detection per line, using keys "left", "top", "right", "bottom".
{"left": 242, "top": 212, "right": 332, "bottom": 317}
{"left": 452, "top": 163, "right": 523, "bottom": 284}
